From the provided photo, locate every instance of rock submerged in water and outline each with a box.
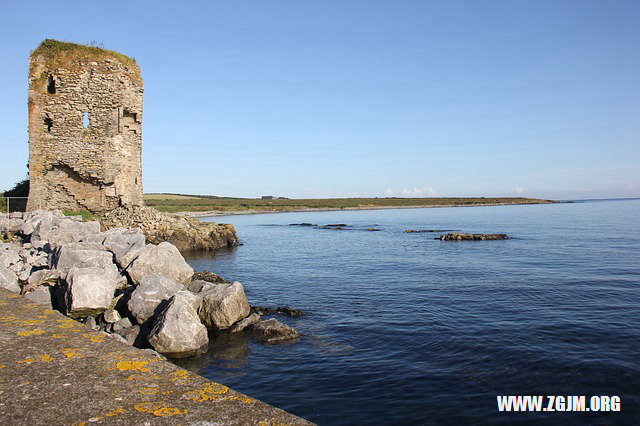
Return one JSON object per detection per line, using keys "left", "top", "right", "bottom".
{"left": 436, "top": 232, "right": 508, "bottom": 241}
{"left": 323, "top": 224, "right": 348, "bottom": 230}
{"left": 405, "top": 229, "right": 458, "bottom": 233}
{"left": 252, "top": 318, "right": 299, "bottom": 344}
{"left": 251, "top": 305, "right": 304, "bottom": 317}
{"left": 230, "top": 313, "right": 260, "bottom": 333}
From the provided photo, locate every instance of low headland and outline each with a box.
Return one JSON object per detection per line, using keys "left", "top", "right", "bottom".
{"left": 144, "top": 194, "right": 558, "bottom": 217}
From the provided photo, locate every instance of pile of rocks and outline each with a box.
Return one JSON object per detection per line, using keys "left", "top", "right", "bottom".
{"left": 0, "top": 210, "right": 299, "bottom": 358}
{"left": 101, "top": 204, "right": 239, "bottom": 252}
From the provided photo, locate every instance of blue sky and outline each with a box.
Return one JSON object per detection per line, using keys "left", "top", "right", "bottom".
{"left": 1, "top": 0, "right": 638, "bottom": 199}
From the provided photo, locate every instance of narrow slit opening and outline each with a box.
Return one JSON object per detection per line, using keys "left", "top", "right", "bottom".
{"left": 47, "top": 75, "right": 56, "bottom": 94}
{"left": 44, "top": 115, "right": 53, "bottom": 132}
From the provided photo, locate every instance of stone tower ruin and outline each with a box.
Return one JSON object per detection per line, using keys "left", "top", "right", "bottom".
{"left": 27, "top": 40, "right": 143, "bottom": 213}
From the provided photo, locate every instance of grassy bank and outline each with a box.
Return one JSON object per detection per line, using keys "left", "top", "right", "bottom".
{"left": 144, "top": 194, "right": 556, "bottom": 214}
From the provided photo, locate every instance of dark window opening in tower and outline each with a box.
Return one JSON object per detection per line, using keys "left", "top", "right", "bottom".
{"left": 47, "top": 75, "right": 56, "bottom": 94}
{"left": 44, "top": 115, "right": 53, "bottom": 132}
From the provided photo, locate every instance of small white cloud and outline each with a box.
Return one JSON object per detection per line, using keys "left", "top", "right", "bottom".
{"left": 624, "top": 182, "right": 634, "bottom": 191}
{"left": 514, "top": 187, "right": 525, "bottom": 194}
{"left": 400, "top": 186, "right": 436, "bottom": 197}
{"left": 384, "top": 188, "right": 393, "bottom": 197}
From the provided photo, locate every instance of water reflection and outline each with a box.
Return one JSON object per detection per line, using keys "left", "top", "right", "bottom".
{"left": 173, "top": 331, "right": 251, "bottom": 378}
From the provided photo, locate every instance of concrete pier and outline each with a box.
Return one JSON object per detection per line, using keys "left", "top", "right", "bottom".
{"left": 0, "top": 288, "right": 311, "bottom": 425}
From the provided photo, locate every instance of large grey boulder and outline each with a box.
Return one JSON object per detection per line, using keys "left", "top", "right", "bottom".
{"left": 64, "top": 267, "right": 118, "bottom": 318}
{"left": 0, "top": 243, "right": 21, "bottom": 268}
{"left": 94, "top": 227, "right": 146, "bottom": 268}
{"left": 0, "top": 264, "right": 20, "bottom": 293}
{"left": 198, "top": 281, "right": 250, "bottom": 330}
{"left": 28, "top": 269, "right": 60, "bottom": 287}
{"left": 32, "top": 218, "right": 98, "bottom": 246}
{"left": 148, "top": 290, "right": 209, "bottom": 358}
{"left": 127, "top": 274, "right": 184, "bottom": 324}
{"left": 126, "top": 242, "right": 194, "bottom": 285}
{"left": 251, "top": 318, "right": 299, "bottom": 344}
{"left": 19, "top": 210, "right": 63, "bottom": 237}
{"left": 49, "top": 242, "right": 118, "bottom": 278}
{"left": 0, "top": 217, "right": 23, "bottom": 233}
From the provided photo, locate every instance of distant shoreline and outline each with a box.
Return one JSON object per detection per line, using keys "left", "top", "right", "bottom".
{"left": 177, "top": 201, "right": 561, "bottom": 218}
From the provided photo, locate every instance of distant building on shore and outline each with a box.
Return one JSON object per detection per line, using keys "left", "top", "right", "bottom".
{"left": 261, "top": 196, "right": 274, "bottom": 200}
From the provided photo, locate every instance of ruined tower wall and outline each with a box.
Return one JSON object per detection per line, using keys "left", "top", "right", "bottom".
{"left": 27, "top": 40, "right": 143, "bottom": 213}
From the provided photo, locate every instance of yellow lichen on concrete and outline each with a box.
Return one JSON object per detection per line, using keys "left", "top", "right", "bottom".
{"left": 17, "top": 358, "right": 36, "bottom": 364}
{"left": 57, "top": 319, "right": 84, "bottom": 329}
{"left": 51, "top": 333, "right": 67, "bottom": 338}
{"left": 104, "top": 407, "right": 125, "bottom": 417}
{"left": 225, "top": 395, "right": 255, "bottom": 404}
{"left": 183, "top": 382, "right": 229, "bottom": 402}
{"left": 134, "top": 401, "right": 187, "bottom": 417}
{"left": 139, "top": 387, "right": 159, "bottom": 395}
{"left": 170, "top": 369, "right": 191, "bottom": 385}
{"left": 38, "top": 354, "right": 54, "bottom": 362}
{"left": 20, "top": 319, "right": 45, "bottom": 326}
{"left": 83, "top": 333, "right": 105, "bottom": 343}
{"left": 61, "top": 348, "right": 83, "bottom": 358}
{"left": 17, "top": 329, "right": 46, "bottom": 336}
{"left": 0, "top": 314, "right": 18, "bottom": 324}
{"left": 116, "top": 360, "right": 149, "bottom": 372}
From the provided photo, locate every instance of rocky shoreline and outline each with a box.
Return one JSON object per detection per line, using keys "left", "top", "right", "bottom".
{"left": 102, "top": 204, "right": 239, "bottom": 251}
{"left": 0, "top": 210, "right": 299, "bottom": 359}
{"left": 177, "top": 201, "right": 560, "bottom": 218}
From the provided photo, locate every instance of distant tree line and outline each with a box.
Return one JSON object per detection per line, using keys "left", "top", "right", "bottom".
{"left": 3, "top": 178, "right": 29, "bottom": 197}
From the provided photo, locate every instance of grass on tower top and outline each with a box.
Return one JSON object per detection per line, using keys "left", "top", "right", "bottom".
{"left": 30, "top": 39, "right": 140, "bottom": 84}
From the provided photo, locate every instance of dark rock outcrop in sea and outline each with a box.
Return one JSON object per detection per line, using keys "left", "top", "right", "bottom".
{"left": 405, "top": 229, "right": 459, "bottom": 233}
{"left": 252, "top": 318, "right": 300, "bottom": 344}
{"left": 436, "top": 232, "right": 508, "bottom": 241}
{"left": 251, "top": 305, "right": 304, "bottom": 317}
{"left": 323, "top": 224, "right": 348, "bottom": 230}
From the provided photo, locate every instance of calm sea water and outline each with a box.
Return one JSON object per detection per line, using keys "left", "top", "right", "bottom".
{"left": 176, "top": 200, "right": 640, "bottom": 424}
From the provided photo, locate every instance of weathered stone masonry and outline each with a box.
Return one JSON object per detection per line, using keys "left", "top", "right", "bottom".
{"left": 27, "top": 40, "right": 144, "bottom": 213}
